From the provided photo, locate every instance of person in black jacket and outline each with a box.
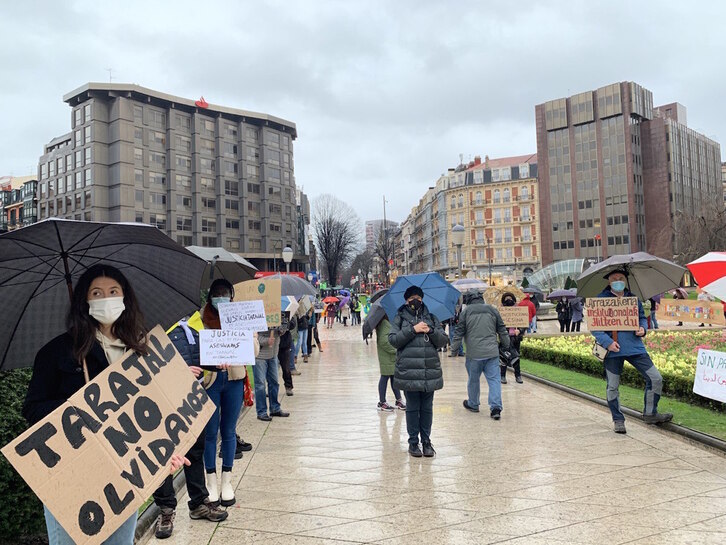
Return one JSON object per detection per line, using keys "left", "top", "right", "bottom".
{"left": 152, "top": 319, "right": 228, "bottom": 539}
{"left": 556, "top": 298, "right": 571, "bottom": 332}
{"left": 388, "top": 285, "right": 448, "bottom": 458}
{"left": 278, "top": 312, "right": 297, "bottom": 396}
{"left": 22, "top": 264, "right": 190, "bottom": 545}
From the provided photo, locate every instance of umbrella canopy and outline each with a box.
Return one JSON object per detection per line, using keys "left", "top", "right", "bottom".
{"left": 380, "top": 273, "right": 459, "bottom": 322}
{"left": 451, "top": 278, "right": 489, "bottom": 293}
{"left": 338, "top": 289, "right": 351, "bottom": 297}
{"left": 671, "top": 287, "right": 688, "bottom": 299}
{"left": 270, "top": 273, "right": 316, "bottom": 297}
{"left": 370, "top": 289, "right": 389, "bottom": 304}
{"left": 482, "top": 285, "right": 526, "bottom": 306}
{"left": 339, "top": 295, "right": 351, "bottom": 307}
{"left": 576, "top": 252, "right": 686, "bottom": 301}
{"left": 0, "top": 219, "right": 207, "bottom": 370}
{"left": 522, "top": 286, "right": 544, "bottom": 296}
{"left": 323, "top": 296, "right": 340, "bottom": 304}
{"left": 687, "top": 252, "right": 726, "bottom": 301}
{"left": 362, "top": 300, "right": 387, "bottom": 340}
{"left": 186, "top": 246, "right": 257, "bottom": 289}
{"left": 547, "top": 288, "right": 578, "bottom": 300}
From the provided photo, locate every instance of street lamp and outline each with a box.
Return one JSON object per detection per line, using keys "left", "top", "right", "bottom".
{"left": 451, "top": 224, "right": 465, "bottom": 279}
{"left": 358, "top": 268, "right": 362, "bottom": 291}
{"left": 282, "top": 246, "right": 293, "bottom": 274}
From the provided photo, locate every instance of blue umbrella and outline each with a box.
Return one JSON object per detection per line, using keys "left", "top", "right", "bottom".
{"left": 380, "top": 273, "right": 460, "bottom": 322}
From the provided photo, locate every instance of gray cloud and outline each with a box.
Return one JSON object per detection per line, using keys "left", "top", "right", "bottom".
{"left": 1, "top": 0, "right": 724, "bottom": 225}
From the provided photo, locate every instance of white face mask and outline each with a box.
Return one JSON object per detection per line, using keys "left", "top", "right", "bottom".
{"left": 88, "top": 297, "right": 126, "bottom": 325}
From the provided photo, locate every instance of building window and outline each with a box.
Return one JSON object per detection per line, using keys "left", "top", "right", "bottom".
{"left": 270, "top": 223, "right": 281, "bottom": 233}
{"left": 266, "top": 149, "right": 280, "bottom": 166}
{"left": 176, "top": 174, "right": 191, "bottom": 190}
{"left": 223, "top": 160, "right": 238, "bottom": 175}
{"left": 150, "top": 193, "right": 166, "bottom": 207}
{"left": 150, "top": 172, "right": 165, "bottom": 186}
{"left": 223, "top": 142, "right": 237, "bottom": 157}
{"left": 247, "top": 182, "right": 260, "bottom": 194}
{"left": 225, "top": 124, "right": 238, "bottom": 138}
{"left": 226, "top": 219, "right": 240, "bottom": 230}
{"left": 85, "top": 147, "right": 91, "bottom": 164}
{"left": 177, "top": 235, "right": 193, "bottom": 246}
{"left": 149, "top": 110, "right": 165, "bottom": 129}
{"left": 268, "top": 185, "right": 281, "bottom": 198}
{"left": 75, "top": 150, "right": 82, "bottom": 168}
{"left": 176, "top": 155, "right": 191, "bottom": 171}
{"left": 249, "top": 239, "right": 261, "bottom": 251}
{"left": 246, "top": 127, "right": 258, "bottom": 141}
{"left": 134, "top": 148, "right": 143, "bottom": 163}
{"left": 245, "top": 146, "right": 259, "bottom": 161}
{"left": 75, "top": 172, "right": 83, "bottom": 190}
{"left": 84, "top": 104, "right": 91, "bottom": 122}
{"left": 225, "top": 180, "right": 239, "bottom": 196}
{"left": 65, "top": 155, "right": 72, "bottom": 172}
{"left": 74, "top": 109, "right": 82, "bottom": 127}
{"left": 135, "top": 189, "right": 144, "bottom": 203}
{"left": 246, "top": 164, "right": 259, "bottom": 179}
{"left": 176, "top": 135, "right": 191, "bottom": 152}
{"left": 202, "top": 236, "right": 217, "bottom": 247}
{"left": 57, "top": 177, "right": 65, "bottom": 194}
{"left": 135, "top": 212, "right": 144, "bottom": 223}
{"left": 134, "top": 105, "right": 143, "bottom": 122}
{"left": 200, "top": 139, "right": 215, "bottom": 156}
{"left": 175, "top": 114, "right": 190, "bottom": 130}
{"left": 57, "top": 157, "right": 64, "bottom": 174}
{"left": 519, "top": 163, "right": 529, "bottom": 179}
{"left": 150, "top": 130, "right": 165, "bottom": 147}
{"left": 248, "top": 220, "right": 261, "bottom": 231}
{"left": 247, "top": 201, "right": 260, "bottom": 214}
{"left": 200, "top": 158, "right": 215, "bottom": 174}
{"left": 84, "top": 126, "right": 91, "bottom": 144}
{"left": 176, "top": 216, "right": 192, "bottom": 231}
{"left": 227, "top": 239, "right": 240, "bottom": 250}
{"left": 202, "top": 218, "right": 216, "bottom": 232}
{"left": 201, "top": 119, "right": 215, "bottom": 137}
{"left": 493, "top": 189, "right": 500, "bottom": 204}
{"left": 150, "top": 152, "right": 166, "bottom": 168}
{"left": 134, "top": 127, "right": 143, "bottom": 141}
{"left": 475, "top": 191, "right": 482, "bottom": 205}
{"left": 150, "top": 214, "right": 166, "bottom": 230}
{"left": 269, "top": 203, "right": 282, "bottom": 215}
{"left": 200, "top": 177, "right": 215, "bottom": 192}
{"left": 177, "top": 195, "right": 192, "bottom": 210}
{"left": 503, "top": 188, "right": 510, "bottom": 203}
{"left": 84, "top": 169, "right": 92, "bottom": 186}
{"left": 202, "top": 197, "right": 216, "bottom": 212}
{"left": 265, "top": 131, "right": 280, "bottom": 148}
{"left": 225, "top": 198, "right": 239, "bottom": 211}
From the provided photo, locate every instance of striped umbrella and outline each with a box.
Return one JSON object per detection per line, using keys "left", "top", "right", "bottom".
{"left": 687, "top": 252, "right": 726, "bottom": 301}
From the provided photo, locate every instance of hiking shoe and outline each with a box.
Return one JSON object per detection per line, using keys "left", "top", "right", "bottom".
{"left": 286, "top": 386, "right": 294, "bottom": 396}
{"left": 378, "top": 402, "right": 395, "bottom": 412}
{"left": 395, "top": 399, "right": 406, "bottom": 410}
{"left": 501, "top": 375, "right": 508, "bottom": 384}
{"left": 422, "top": 442, "right": 436, "bottom": 458}
{"left": 463, "top": 400, "right": 479, "bottom": 413}
{"left": 515, "top": 376, "right": 524, "bottom": 384}
{"left": 613, "top": 421, "right": 627, "bottom": 434}
{"left": 490, "top": 408, "right": 501, "bottom": 420}
{"left": 408, "top": 443, "right": 423, "bottom": 457}
{"left": 257, "top": 414, "right": 272, "bottom": 422}
{"left": 155, "top": 507, "right": 175, "bottom": 539}
{"left": 236, "top": 436, "right": 252, "bottom": 451}
{"left": 271, "top": 410, "right": 290, "bottom": 417}
{"left": 189, "top": 499, "right": 229, "bottom": 522}
{"left": 643, "top": 412, "right": 673, "bottom": 425}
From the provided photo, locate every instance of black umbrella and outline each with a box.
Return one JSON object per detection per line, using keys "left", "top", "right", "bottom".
{"left": 0, "top": 219, "right": 207, "bottom": 370}
{"left": 362, "top": 300, "right": 387, "bottom": 340}
{"left": 272, "top": 274, "right": 317, "bottom": 297}
{"left": 186, "top": 246, "right": 257, "bottom": 289}
{"left": 522, "top": 286, "right": 544, "bottom": 296}
{"left": 369, "top": 288, "right": 389, "bottom": 304}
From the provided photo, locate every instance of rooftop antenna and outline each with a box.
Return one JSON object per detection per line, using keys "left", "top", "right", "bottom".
{"left": 459, "top": 153, "right": 463, "bottom": 165}
{"left": 106, "top": 68, "right": 113, "bottom": 83}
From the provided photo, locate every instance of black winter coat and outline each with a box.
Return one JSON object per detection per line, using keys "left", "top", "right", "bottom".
{"left": 279, "top": 316, "right": 297, "bottom": 351}
{"left": 388, "top": 303, "right": 448, "bottom": 392}
{"left": 22, "top": 333, "right": 111, "bottom": 425}
{"left": 168, "top": 325, "right": 200, "bottom": 367}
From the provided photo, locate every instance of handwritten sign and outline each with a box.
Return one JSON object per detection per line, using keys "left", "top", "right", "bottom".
{"left": 585, "top": 297, "right": 639, "bottom": 331}
{"left": 497, "top": 306, "right": 530, "bottom": 328}
{"left": 199, "top": 329, "right": 256, "bottom": 366}
{"left": 694, "top": 349, "right": 726, "bottom": 403}
{"left": 233, "top": 278, "right": 281, "bottom": 327}
{"left": 217, "top": 300, "right": 267, "bottom": 332}
{"left": 1, "top": 326, "right": 215, "bottom": 545}
{"left": 656, "top": 300, "right": 725, "bottom": 326}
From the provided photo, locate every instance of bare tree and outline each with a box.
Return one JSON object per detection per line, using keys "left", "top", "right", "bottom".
{"left": 373, "top": 226, "right": 395, "bottom": 283}
{"left": 312, "top": 194, "right": 362, "bottom": 285}
{"left": 343, "top": 250, "right": 374, "bottom": 288}
{"left": 671, "top": 202, "right": 726, "bottom": 265}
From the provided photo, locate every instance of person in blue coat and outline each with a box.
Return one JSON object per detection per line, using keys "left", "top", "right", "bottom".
{"left": 592, "top": 269, "right": 673, "bottom": 434}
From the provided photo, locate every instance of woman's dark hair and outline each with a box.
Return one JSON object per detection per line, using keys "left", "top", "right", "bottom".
{"left": 209, "top": 278, "right": 234, "bottom": 299}
{"left": 68, "top": 264, "right": 148, "bottom": 363}
{"left": 501, "top": 293, "right": 517, "bottom": 307}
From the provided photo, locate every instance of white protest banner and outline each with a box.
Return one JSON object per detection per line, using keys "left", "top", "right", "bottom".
{"left": 1, "top": 325, "right": 215, "bottom": 545}
{"left": 233, "top": 277, "right": 282, "bottom": 327}
{"left": 694, "top": 349, "right": 726, "bottom": 404}
{"left": 217, "top": 300, "right": 267, "bottom": 332}
{"left": 199, "top": 329, "right": 256, "bottom": 366}
{"left": 656, "top": 300, "right": 726, "bottom": 326}
{"left": 497, "top": 306, "right": 530, "bottom": 328}
{"left": 585, "top": 297, "right": 640, "bottom": 331}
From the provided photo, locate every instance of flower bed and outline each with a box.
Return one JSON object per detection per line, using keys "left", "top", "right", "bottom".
{"left": 521, "top": 330, "right": 726, "bottom": 410}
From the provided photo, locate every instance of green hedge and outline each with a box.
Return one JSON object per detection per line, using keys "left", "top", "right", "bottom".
{"left": 520, "top": 345, "right": 725, "bottom": 412}
{"left": 0, "top": 369, "right": 46, "bottom": 543}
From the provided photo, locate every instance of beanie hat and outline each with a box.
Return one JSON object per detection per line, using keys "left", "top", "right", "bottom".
{"left": 403, "top": 285, "right": 424, "bottom": 300}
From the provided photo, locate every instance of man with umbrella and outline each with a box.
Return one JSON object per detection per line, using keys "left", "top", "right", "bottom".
{"left": 593, "top": 269, "right": 673, "bottom": 434}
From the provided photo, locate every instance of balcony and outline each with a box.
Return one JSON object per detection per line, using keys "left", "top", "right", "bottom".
{"left": 475, "top": 219, "right": 485, "bottom": 225}
{"left": 520, "top": 215, "right": 534, "bottom": 223}
{"left": 475, "top": 238, "right": 485, "bottom": 246}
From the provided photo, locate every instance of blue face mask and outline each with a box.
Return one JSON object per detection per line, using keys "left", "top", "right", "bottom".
{"left": 610, "top": 281, "right": 626, "bottom": 293}
{"left": 211, "top": 296, "right": 231, "bottom": 309}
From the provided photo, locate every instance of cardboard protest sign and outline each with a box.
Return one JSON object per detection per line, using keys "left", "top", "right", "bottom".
{"left": 497, "top": 306, "right": 530, "bottom": 328}
{"left": 199, "top": 329, "right": 256, "bottom": 366}
{"left": 296, "top": 295, "right": 312, "bottom": 317}
{"left": 694, "top": 349, "right": 726, "bottom": 403}
{"left": 1, "top": 326, "right": 215, "bottom": 545}
{"left": 217, "top": 300, "right": 267, "bottom": 332}
{"left": 585, "top": 297, "right": 639, "bottom": 331}
{"left": 656, "top": 300, "right": 726, "bottom": 326}
{"left": 233, "top": 277, "right": 281, "bottom": 327}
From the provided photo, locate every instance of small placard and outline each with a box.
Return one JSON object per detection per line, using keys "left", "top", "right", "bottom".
{"left": 585, "top": 297, "right": 639, "bottom": 331}
{"left": 217, "top": 300, "right": 267, "bottom": 332}
{"left": 694, "top": 349, "right": 726, "bottom": 403}
{"left": 497, "top": 306, "right": 530, "bottom": 328}
{"left": 656, "top": 300, "right": 726, "bottom": 326}
{"left": 200, "top": 329, "right": 256, "bottom": 366}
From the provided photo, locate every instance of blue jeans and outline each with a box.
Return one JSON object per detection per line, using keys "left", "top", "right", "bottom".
{"left": 204, "top": 371, "right": 245, "bottom": 470}
{"left": 650, "top": 313, "right": 659, "bottom": 330}
{"left": 604, "top": 353, "right": 662, "bottom": 421}
{"left": 466, "top": 357, "right": 502, "bottom": 411}
{"left": 295, "top": 328, "right": 309, "bottom": 357}
{"left": 44, "top": 506, "right": 137, "bottom": 545}
{"left": 528, "top": 316, "right": 537, "bottom": 333}
{"left": 253, "top": 357, "right": 281, "bottom": 417}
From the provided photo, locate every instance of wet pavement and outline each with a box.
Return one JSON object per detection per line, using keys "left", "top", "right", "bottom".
{"left": 143, "top": 323, "right": 726, "bottom": 545}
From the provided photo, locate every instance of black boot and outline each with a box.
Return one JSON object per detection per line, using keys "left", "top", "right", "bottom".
{"left": 408, "top": 443, "right": 423, "bottom": 457}
{"left": 422, "top": 442, "right": 436, "bottom": 458}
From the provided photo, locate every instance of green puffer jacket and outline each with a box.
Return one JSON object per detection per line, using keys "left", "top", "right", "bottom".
{"left": 376, "top": 318, "right": 397, "bottom": 376}
{"left": 451, "top": 293, "right": 509, "bottom": 360}
{"left": 388, "top": 303, "right": 448, "bottom": 392}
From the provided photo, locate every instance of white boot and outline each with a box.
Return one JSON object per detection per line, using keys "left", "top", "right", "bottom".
{"left": 220, "top": 470, "right": 236, "bottom": 507}
{"left": 206, "top": 471, "right": 219, "bottom": 503}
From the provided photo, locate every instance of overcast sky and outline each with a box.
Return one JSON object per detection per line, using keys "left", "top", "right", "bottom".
{"left": 1, "top": 0, "right": 724, "bottom": 225}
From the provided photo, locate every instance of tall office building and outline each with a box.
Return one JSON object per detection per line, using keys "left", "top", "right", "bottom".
{"left": 536, "top": 81, "right": 721, "bottom": 265}
{"left": 365, "top": 219, "right": 398, "bottom": 252}
{"left": 37, "top": 83, "right": 310, "bottom": 271}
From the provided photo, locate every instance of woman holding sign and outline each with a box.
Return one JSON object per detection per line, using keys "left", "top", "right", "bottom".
{"left": 592, "top": 269, "right": 673, "bottom": 434}
{"left": 22, "top": 264, "right": 189, "bottom": 545}
{"left": 201, "top": 278, "right": 258, "bottom": 507}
